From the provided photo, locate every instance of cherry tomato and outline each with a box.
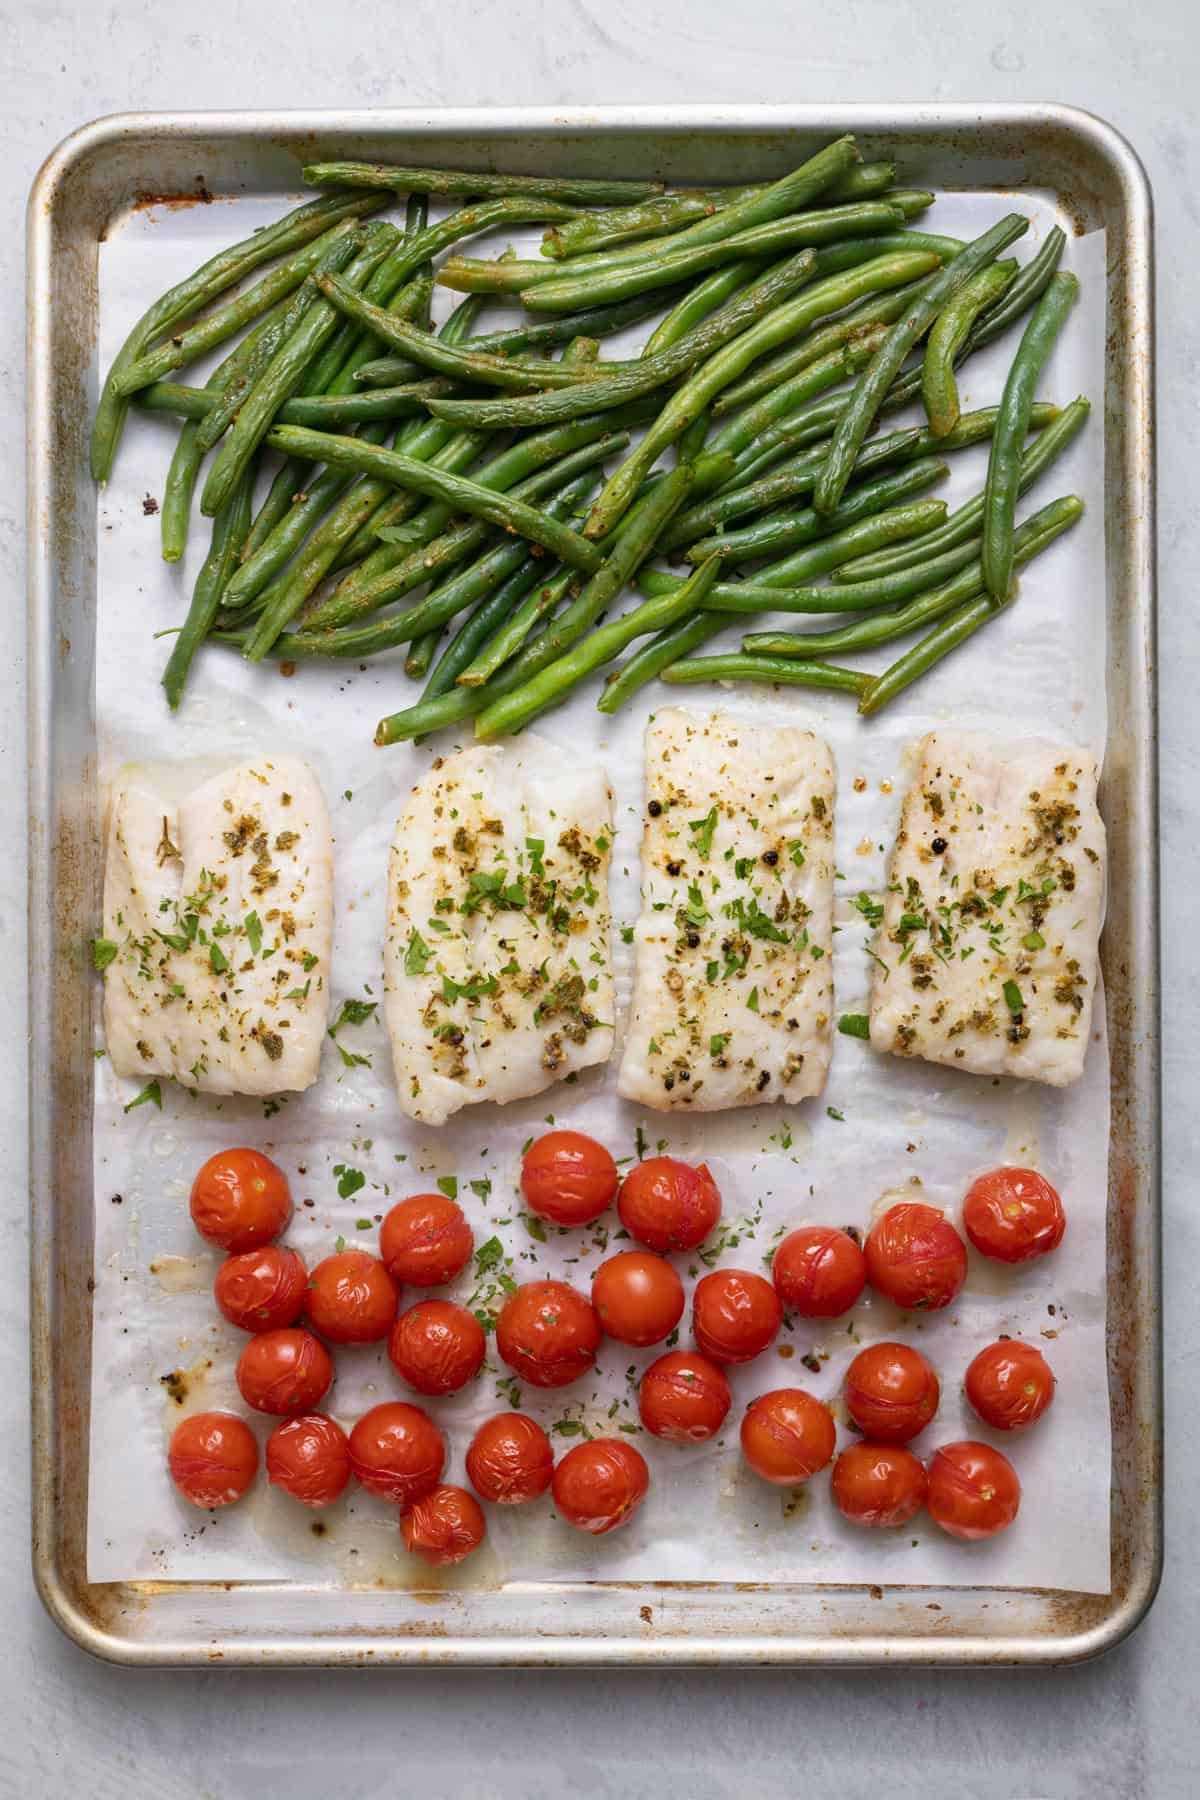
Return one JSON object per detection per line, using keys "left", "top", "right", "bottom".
{"left": 265, "top": 1413, "right": 352, "bottom": 1507}
{"left": 465, "top": 1413, "right": 555, "bottom": 1505}
{"left": 692, "top": 1268, "right": 782, "bottom": 1364}
{"left": 864, "top": 1202, "right": 968, "bottom": 1311}
{"left": 962, "top": 1167, "right": 1066, "bottom": 1264}
{"left": 304, "top": 1249, "right": 399, "bottom": 1344}
{"left": 927, "top": 1440, "right": 1021, "bottom": 1540}
{"left": 772, "top": 1226, "right": 866, "bottom": 1318}
{"left": 832, "top": 1443, "right": 928, "bottom": 1528}
{"left": 189, "top": 1147, "right": 291, "bottom": 1252}
{"left": 214, "top": 1244, "right": 308, "bottom": 1333}
{"left": 617, "top": 1156, "right": 722, "bottom": 1253}
{"left": 552, "top": 1438, "right": 649, "bottom": 1535}
{"left": 348, "top": 1402, "right": 446, "bottom": 1506}
{"left": 402, "top": 1484, "right": 487, "bottom": 1566}
{"left": 380, "top": 1192, "right": 474, "bottom": 1287}
{"left": 591, "top": 1251, "right": 685, "bottom": 1347}
{"left": 521, "top": 1130, "right": 619, "bottom": 1228}
{"left": 168, "top": 1410, "right": 258, "bottom": 1507}
{"left": 236, "top": 1328, "right": 333, "bottom": 1416}
{"left": 739, "top": 1388, "right": 837, "bottom": 1486}
{"left": 965, "top": 1339, "right": 1056, "bottom": 1431}
{"left": 844, "top": 1341, "right": 940, "bottom": 1444}
{"left": 638, "top": 1350, "right": 732, "bottom": 1443}
{"left": 387, "top": 1299, "right": 486, "bottom": 1396}
{"left": 496, "top": 1279, "right": 601, "bottom": 1388}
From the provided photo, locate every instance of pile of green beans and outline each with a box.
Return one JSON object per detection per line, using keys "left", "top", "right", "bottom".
{"left": 95, "top": 141, "right": 1090, "bottom": 729}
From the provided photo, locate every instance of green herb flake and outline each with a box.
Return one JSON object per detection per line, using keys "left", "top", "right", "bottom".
{"left": 437, "top": 1175, "right": 458, "bottom": 1200}
{"left": 837, "top": 1013, "right": 870, "bottom": 1040}
{"left": 404, "top": 930, "right": 431, "bottom": 977}
{"left": 826, "top": 1106, "right": 846, "bottom": 1122}
{"left": 1003, "top": 980, "right": 1025, "bottom": 1016}
{"left": 332, "top": 1163, "right": 366, "bottom": 1200}
{"left": 474, "top": 1236, "right": 504, "bottom": 1277}
{"left": 746, "top": 986, "right": 760, "bottom": 1013}
{"left": 123, "top": 1079, "right": 162, "bottom": 1114}
{"left": 1022, "top": 931, "right": 1046, "bottom": 951}
{"left": 244, "top": 910, "right": 263, "bottom": 956}
{"left": 688, "top": 805, "right": 718, "bottom": 860}
{"left": 710, "top": 1033, "right": 729, "bottom": 1057}
{"left": 469, "top": 1177, "right": 492, "bottom": 1200}
{"left": 92, "top": 937, "right": 118, "bottom": 972}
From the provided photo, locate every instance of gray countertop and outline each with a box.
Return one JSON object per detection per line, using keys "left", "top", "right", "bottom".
{"left": 3, "top": 4, "right": 1192, "bottom": 1795}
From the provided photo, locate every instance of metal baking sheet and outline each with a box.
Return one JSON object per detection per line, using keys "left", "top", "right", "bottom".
{"left": 27, "top": 104, "right": 1159, "bottom": 1666}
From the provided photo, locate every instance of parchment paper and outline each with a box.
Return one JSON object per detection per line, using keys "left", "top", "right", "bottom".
{"left": 87, "top": 190, "right": 1111, "bottom": 1592}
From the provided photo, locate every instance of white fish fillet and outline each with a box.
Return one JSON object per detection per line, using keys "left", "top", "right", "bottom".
{"left": 102, "top": 757, "right": 333, "bottom": 1095}
{"left": 384, "top": 744, "right": 615, "bottom": 1125}
{"left": 868, "top": 730, "right": 1105, "bottom": 1086}
{"left": 618, "top": 708, "right": 836, "bottom": 1112}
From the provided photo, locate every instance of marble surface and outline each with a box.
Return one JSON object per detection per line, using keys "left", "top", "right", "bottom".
{"left": 3, "top": 4, "right": 1193, "bottom": 1796}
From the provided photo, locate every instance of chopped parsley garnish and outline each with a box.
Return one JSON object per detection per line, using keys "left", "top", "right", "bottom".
{"left": 710, "top": 1033, "right": 729, "bottom": 1057}
{"left": 469, "top": 1177, "right": 492, "bottom": 1200}
{"left": 92, "top": 937, "right": 118, "bottom": 972}
{"left": 474, "top": 1236, "right": 504, "bottom": 1277}
{"left": 522, "top": 1212, "right": 548, "bottom": 1243}
{"left": 788, "top": 840, "right": 806, "bottom": 868}
{"left": 437, "top": 1175, "right": 458, "bottom": 1200}
{"left": 209, "top": 942, "right": 229, "bottom": 975}
{"left": 244, "top": 910, "right": 263, "bottom": 956}
{"left": 123, "top": 1079, "right": 162, "bottom": 1114}
{"left": 688, "top": 806, "right": 718, "bottom": 859}
{"left": 404, "top": 929, "right": 431, "bottom": 977}
{"left": 746, "top": 986, "right": 760, "bottom": 1013}
{"left": 332, "top": 998, "right": 378, "bottom": 1031}
{"left": 1022, "top": 930, "right": 1046, "bottom": 951}
{"left": 851, "top": 892, "right": 885, "bottom": 928}
{"left": 826, "top": 1106, "right": 845, "bottom": 1122}
{"left": 837, "top": 1013, "right": 870, "bottom": 1039}
{"left": 332, "top": 1163, "right": 366, "bottom": 1200}
{"left": 1002, "top": 980, "right": 1025, "bottom": 1016}
{"left": 620, "top": 925, "right": 634, "bottom": 945}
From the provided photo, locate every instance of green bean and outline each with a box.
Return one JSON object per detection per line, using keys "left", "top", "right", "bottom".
{"left": 161, "top": 461, "right": 256, "bottom": 707}
{"left": 741, "top": 547, "right": 987, "bottom": 641}
{"left": 745, "top": 498, "right": 948, "bottom": 585}
{"left": 643, "top": 262, "right": 760, "bottom": 355}
{"left": 584, "top": 250, "right": 941, "bottom": 538}
{"left": 835, "top": 395, "right": 1090, "bottom": 583}
{"left": 302, "top": 161, "right": 664, "bottom": 203}
{"left": 475, "top": 556, "right": 723, "bottom": 739}
{"left": 922, "top": 262, "right": 1017, "bottom": 438}
{"left": 982, "top": 273, "right": 1080, "bottom": 600}
{"left": 684, "top": 457, "right": 949, "bottom": 565}
{"left": 637, "top": 536, "right": 979, "bottom": 615}
{"left": 139, "top": 376, "right": 461, "bottom": 428}
{"left": 424, "top": 251, "right": 823, "bottom": 430}
{"left": 456, "top": 567, "right": 577, "bottom": 690}
{"left": 161, "top": 363, "right": 233, "bottom": 563}
{"left": 678, "top": 409, "right": 710, "bottom": 465}
{"left": 542, "top": 184, "right": 766, "bottom": 260}
{"left": 597, "top": 614, "right": 729, "bottom": 714}
{"left": 561, "top": 336, "right": 600, "bottom": 366}
{"left": 813, "top": 213, "right": 1030, "bottom": 514}
{"left": 404, "top": 629, "right": 443, "bottom": 680}
{"left": 660, "top": 653, "right": 870, "bottom": 695}
{"left": 963, "top": 227, "right": 1066, "bottom": 355}
{"left": 90, "top": 190, "right": 390, "bottom": 479}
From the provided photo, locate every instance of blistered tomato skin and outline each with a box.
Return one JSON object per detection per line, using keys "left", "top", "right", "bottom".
{"left": 265, "top": 1413, "right": 352, "bottom": 1507}
{"left": 965, "top": 1340, "right": 1056, "bottom": 1431}
{"left": 214, "top": 1245, "right": 308, "bottom": 1332}
{"left": 403, "top": 1485, "right": 487, "bottom": 1565}
{"left": 692, "top": 1268, "right": 782, "bottom": 1364}
{"left": 236, "top": 1328, "right": 334, "bottom": 1416}
{"left": 832, "top": 1443, "right": 928, "bottom": 1528}
{"left": 520, "top": 1130, "right": 619, "bottom": 1227}
{"left": 591, "top": 1251, "right": 685, "bottom": 1347}
{"left": 552, "top": 1438, "right": 650, "bottom": 1535}
{"left": 348, "top": 1402, "right": 446, "bottom": 1506}
{"left": 638, "top": 1350, "right": 732, "bottom": 1443}
{"left": 962, "top": 1167, "right": 1067, "bottom": 1265}
{"left": 864, "top": 1202, "right": 968, "bottom": 1311}
{"left": 496, "top": 1280, "right": 601, "bottom": 1388}
{"left": 465, "top": 1413, "right": 555, "bottom": 1505}
{"left": 739, "top": 1388, "right": 837, "bottom": 1485}
{"left": 168, "top": 1411, "right": 258, "bottom": 1507}
{"left": 189, "top": 1148, "right": 291, "bottom": 1252}
{"left": 771, "top": 1226, "right": 866, "bottom": 1318}
{"left": 304, "top": 1249, "right": 399, "bottom": 1344}
{"left": 927, "top": 1440, "right": 1021, "bottom": 1540}
{"left": 387, "top": 1300, "right": 487, "bottom": 1396}
{"left": 380, "top": 1193, "right": 474, "bottom": 1287}
{"left": 617, "top": 1157, "right": 722, "bottom": 1253}
{"left": 844, "top": 1341, "right": 940, "bottom": 1444}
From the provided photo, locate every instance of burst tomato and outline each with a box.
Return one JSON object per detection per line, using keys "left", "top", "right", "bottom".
{"left": 964, "top": 1340, "right": 1056, "bottom": 1431}
{"left": 402, "top": 1484, "right": 487, "bottom": 1566}
{"left": 236, "top": 1328, "right": 333, "bottom": 1416}
{"left": 189, "top": 1147, "right": 291, "bottom": 1252}
{"left": 926, "top": 1440, "right": 1021, "bottom": 1540}
{"left": 214, "top": 1244, "right": 308, "bottom": 1333}
{"left": 617, "top": 1156, "right": 721, "bottom": 1253}
{"left": 304, "top": 1249, "right": 399, "bottom": 1344}
{"left": 379, "top": 1192, "right": 474, "bottom": 1287}
{"left": 168, "top": 1410, "right": 258, "bottom": 1507}
{"left": 865, "top": 1202, "right": 968, "bottom": 1311}
{"left": 495, "top": 1279, "right": 600, "bottom": 1388}
{"left": 638, "top": 1350, "right": 732, "bottom": 1443}
{"left": 692, "top": 1268, "right": 781, "bottom": 1364}
{"left": 591, "top": 1250, "right": 684, "bottom": 1347}
{"left": 844, "top": 1341, "right": 940, "bottom": 1444}
{"left": 387, "top": 1299, "right": 486, "bottom": 1396}
{"left": 265, "top": 1413, "right": 352, "bottom": 1507}
{"left": 771, "top": 1225, "right": 866, "bottom": 1317}
{"left": 962, "top": 1167, "right": 1066, "bottom": 1264}
{"left": 832, "top": 1443, "right": 928, "bottom": 1528}
{"left": 521, "top": 1130, "right": 619, "bottom": 1227}
{"left": 739, "top": 1388, "right": 837, "bottom": 1485}
{"left": 348, "top": 1402, "right": 446, "bottom": 1506}
{"left": 465, "top": 1413, "right": 555, "bottom": 1505}
{"left": 552, "top": 1438, "right": 649, "bottom": 1535}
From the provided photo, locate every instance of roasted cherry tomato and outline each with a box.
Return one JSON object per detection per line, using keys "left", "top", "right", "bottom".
{"left": 236, "top": 1327, "right": 333, "bottom": 1416}
{"left": 964, "top": 1339, "right": 1056, "bottom": 1432}
{"left": 379, "top": 1192, "right": 474, "bottom": 1287}
{"left": 832, "top": 1443, "right": 928, "bottom": 1528}
{"left": 552, "top": 1438, "right": 649, "bottom": 1535}
{"left": 962, "top": 1167, "right": 1066, "bottom": 1264}
{"left": 402, "top": 1484, "right": 487, "bottom": 1566}
{"left": 465, "top": 1413, "right": 555, "bottom": 1505}
{"left": 591, "top": 1250, "right": 684, "bottom": 1347}
{"left": 926, "top": 1440, "right": 1021, "bottom": 1540}
{"left": 772, "top": 1225, "right": 866, "bottom": 1318}
{"left": 864, "top": 1202, "right": 968, "bottom": 1311}
{"left": 214, "top": 1244, "right": 308, "bottom": 1333}
{"left": 521, "top": 1130, "right": 619, "bottom": 1227}
{"left": 304, "top": 1248, "right": 399, "bottom": 1344}
{"left": 844, "top": 1341, "right": 940, "bottom": 1444}
{"left": 496, "top": 1279, "right": 601, "bottom": 1388}
{"left": 168, "top": 1410, "right": 258, "bottom": 1507}
{"left": 617, "top": 1156, "right": 721, "bottom": 1253}
{"left": 387, "top": 1299, "right": 486, "bottom": 1396}
{"left": 692, "top": 1268, "right": 782, "bottom": 1364}
{"left": 348, "top": 1402, "right": 446, "bottom": 1505}
{"left": 739, "top": 1388, "right": 837, "bottom": 1485}
{"left": 265, "top": 1413, "right": 352, "bottom": 1507}
{"left": 638, "top": 1350, "right": 732, "bottom": 1443}
{"left": 189, "top": 1147, "right": 291, "bottom": 1252}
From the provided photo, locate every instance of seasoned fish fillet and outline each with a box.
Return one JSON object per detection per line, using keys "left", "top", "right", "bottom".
{"left": 102, "top": 757, "right": 333, "bottom": 1095}
{"left": 868, "top": 730, "right": 1105, "bottom": 1086}
{"left": 384, "top": 744, "right": 615, "bottom": 1125}
{"left": 618, "top": 708, "right": 836, "bottom": 1111}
